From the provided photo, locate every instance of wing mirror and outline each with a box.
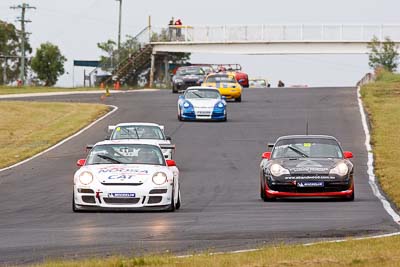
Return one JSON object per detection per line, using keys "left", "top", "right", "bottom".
{"left": 262, "top": 152, "right": 271, "bottom": 160}
{"left": 343, "top": 151, "right": 353, "bottom": 159}
{"left": 221, "top": 96, "right": 227, "bottom": 100}
{"left": 166, "top": 136, "right": 172, "bottom": 141}
{"left": 178, "top": 95, "right": 184, "bottom": 100}
{"left": 238, "top": 79, "right": 245, "bottom": 83}
{"left": 77, "top": 159, "right": 86, "bottom": 167}
{"left": 166, "top": 159, "right": 176, "bottom": 167}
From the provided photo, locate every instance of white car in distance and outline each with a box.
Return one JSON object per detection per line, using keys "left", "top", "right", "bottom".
{"left": 108, "top": 123, "right": 174, "bottom": 159}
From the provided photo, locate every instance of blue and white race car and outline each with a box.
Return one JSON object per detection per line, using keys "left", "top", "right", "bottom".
{"left": 177, "top": 87, "right": 227, "bottom": 121}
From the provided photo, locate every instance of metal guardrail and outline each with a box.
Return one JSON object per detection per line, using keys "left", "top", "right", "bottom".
{"left": 148, "top": 24, "right": 400, "bottom": 43}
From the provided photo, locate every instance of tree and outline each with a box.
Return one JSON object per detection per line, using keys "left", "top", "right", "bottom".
{"left": 31, "top": 42, "right": 66, "bottom": 86}
{"left": 0, "top": 20, "right": 32, "bottom": 84}
{"left": 368, "top": 36, "right": 399, "bottom": 72}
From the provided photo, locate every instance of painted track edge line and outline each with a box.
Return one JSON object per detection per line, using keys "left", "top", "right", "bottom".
{"left": 357, "top": 86, "right": 400, "bottom": 224}
{"left": 0, "top": 105, "right": 118, "bottom": 173}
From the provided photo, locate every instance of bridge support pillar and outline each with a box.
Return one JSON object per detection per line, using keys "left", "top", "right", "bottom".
{"left": 149, "top": 53, "right": 155, "bottom": 88}
{"left": 163, "top": 55, "right": 170, "bottom": 87}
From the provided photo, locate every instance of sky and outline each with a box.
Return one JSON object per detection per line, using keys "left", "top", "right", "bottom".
{"left": 1, "top": 0, "right": 399, "bottom": 87}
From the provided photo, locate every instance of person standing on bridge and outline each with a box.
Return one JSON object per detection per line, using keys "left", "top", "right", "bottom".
{"left": 168, "top": 17, "right": 175, "bottom": 41}
{"left": 175, "top": 19, "right": 182, "bottom": 40}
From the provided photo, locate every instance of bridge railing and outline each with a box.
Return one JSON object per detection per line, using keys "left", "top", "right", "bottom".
{"left": 148, "top": 24, "right": 400, "bottom": 43}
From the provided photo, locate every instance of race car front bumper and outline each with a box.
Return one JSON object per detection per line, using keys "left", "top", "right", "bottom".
{"left": 74, "top": 183, "right": 173, "bottom": 210}
{"left": 265, "top": 180, "right": 354, "bottom": 198}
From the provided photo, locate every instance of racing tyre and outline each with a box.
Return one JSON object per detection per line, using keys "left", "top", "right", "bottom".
{"left": 235, "top": 95, "right": 242, "bottom": 102}
{"left": 178, "top": 109, "right": 183, "bottom": 121}
{"left": 345, "top": 190, "right": 355, "bottom": 201}
{"left": 260, "top": 183, "right": 267, "bottom": 201}
{"left": 176, "top": 189, "right": 181, "bottom": 210}
{"left": 172, "top": 86, "right": 178, "bottom": 94}
{"left": 166, "top": 186, "right": 176, "bottom": 212}
{"left": 72, "top": 192, "right": 83, "bottom": 212}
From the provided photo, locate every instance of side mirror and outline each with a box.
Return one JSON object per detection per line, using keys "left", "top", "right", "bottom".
{"left": 108, "top": 125, "right": 116, "bottom": 132}
{"left": 86, "top": 144, "right": 94, "bottom": 150}
{"left": 343, "top": 151, "right": 353, "bottom": 159}
{"left": 166, "top": 136, "right": 172, "bottom": 141}
{"left": 178, "top": 95, "right": 184, "bottom": 100}
{"left": 105, "top": 135, "right": 111, "bottom": 140}
{"left": 238, "top": 79, "right": 245, "bottom": 83}
{"left": 221, "top": 96, "right": 227, "bottom": 100}
{"left": 166, "top": 159, "right": 176, "bottom": 167}
{"left": 77, "top": 159, "right": 86, "bottom": 167}
{"left": 267, "top": 143, "right": 275, "bottom": 151}
{"left": 262, "top": 152, "right": 271, "bottom": 160}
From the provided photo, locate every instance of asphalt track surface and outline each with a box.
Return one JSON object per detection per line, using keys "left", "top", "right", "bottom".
{"left": 0, "top": 87, "right": 399, "bottom": 265}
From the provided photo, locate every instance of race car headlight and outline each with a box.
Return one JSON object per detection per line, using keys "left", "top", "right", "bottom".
{"left": 329, "top": 162, "right": 349, "bottom": 176}
{"left": 217, "top": 102, "right": 224, "bottom": 108}
{"left": 79, "top": 171, "right": 93, "bottom": 185}
{"left": 270, "top": 164, "right": 290, "bottom": 177}
{"left": 183, "top": 102, "right": 190, "bottom": 108}
{"left": 174, "top": 79, "right": 183, "bottom": 83}
{"left": 152, "top": 172, "right": 168, "bottom": 185}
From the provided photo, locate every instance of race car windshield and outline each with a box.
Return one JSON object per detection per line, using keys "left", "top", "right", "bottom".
{"left": 176, "top": 68, "right": 204, "bottom": 76}
{"left": 206, "top": 75, "right": 236, "bottom": 83}
{"left": 185, "top": 89, "right": 220, "bottom": 99}
{"left": 87, "top": 144, "right": 165, "bottom": 165}
{"left": 272, "top": 138, "right": 343, "bottom": 159}
{"left": 111, "top": 126, "right": 165, "bottom": 140}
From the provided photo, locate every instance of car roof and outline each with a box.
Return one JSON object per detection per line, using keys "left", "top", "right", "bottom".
{"left": 114, "top": 122, "right": 161, "bottom": 127}
{"left": 186, "top": 86, "right": 219, "bottom": 91}
{"left": 93, "top": 139, "right": 163, "bottom": 147}
{"left": 276, "top": 135, "right": 339, "bottom": 142}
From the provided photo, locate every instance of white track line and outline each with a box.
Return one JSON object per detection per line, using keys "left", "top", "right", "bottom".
{"left": 0, "top": 89, "right": 160, "bottom": 99}
{"left": 357, "top": 86, "right": 400, "bottom": 225}
{"left": 0, "top": 105, "right": 118, "bottom": 173}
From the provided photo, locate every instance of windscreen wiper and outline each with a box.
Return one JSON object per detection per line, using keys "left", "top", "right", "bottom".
{"left": 287, "top": 146, "right": 309, "bottom": 158}
{"left": 97, "top": 154, "right": 122, "bottom": 164}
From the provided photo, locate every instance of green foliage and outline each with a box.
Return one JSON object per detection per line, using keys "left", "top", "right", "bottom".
{"left": 0, "top": 20, "right": 32, "bottom": 84}
{"left": 368, "top": 36, "right": 399, "bottom": 72}
{"left": 31, "top": 42, "right": 66, "bottom": 86}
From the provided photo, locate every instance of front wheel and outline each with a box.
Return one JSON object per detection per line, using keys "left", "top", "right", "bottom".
{"left": 345, "top": 189, "right": 355, "bottom": 201}
{"left": 166, "top": 186, "right": 176, "bottom": 212}
{"left": 235, "top": 95, "right": 242, "bottom": 102}
{"left": 175, "top": 189, "right": 181, "bottom": 210}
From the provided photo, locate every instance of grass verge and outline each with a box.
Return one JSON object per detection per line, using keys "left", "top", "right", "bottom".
{"left": 0, "top": 85, "right": 147, "bottom": 95}
{"left": 361, "top": 70, "right": 400, "bottom": 208}
{"left": 0, "top": 101, "right": 109, "bottom": 169}
{"left": 36, "top": 235, "right": 400, "bottom": 267}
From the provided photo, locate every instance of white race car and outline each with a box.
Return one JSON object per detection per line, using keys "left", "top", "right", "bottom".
{"left": 107, "top": 122, "right": 174, "bottom": 159}
{"left": 73, "top": 140, "right": 180, "bottom": 212}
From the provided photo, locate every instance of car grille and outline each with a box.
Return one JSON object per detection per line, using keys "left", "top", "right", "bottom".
{"left": 149, "top": 189, "right": 168, "bottom": 194}
{"left": 269, "top": 184, "right": 350, "bottom": 193}
{"left": 148, "top": 196, "right": 162, "bottom": 204}
{"left": 82, "top": 196, "right": 96, "bottom": 204}
{"left": 103, "top": 197, "right": 140, "bottom": 204}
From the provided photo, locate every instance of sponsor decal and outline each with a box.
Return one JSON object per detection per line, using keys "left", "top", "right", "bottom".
{"left": 107, "top": 174, "right": 136, "bottom": 180}
{"left": 285, "top": 176, "right": 335, "bottom": 180}
{"left": 98, "top": 167, "right": 148, "bottom": 175}
{"left": 290, "top": 167, "right": 329, "bottom": 173}
{"left": 108, "top": 193, "right": 136, "bottom": 198}
{"left": 297, "top": 181, "right": 324, "bottom": 187}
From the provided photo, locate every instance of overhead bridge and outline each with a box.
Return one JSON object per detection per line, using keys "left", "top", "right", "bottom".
{"left": 148, "top": 24, "right": 400, "bottom": 54}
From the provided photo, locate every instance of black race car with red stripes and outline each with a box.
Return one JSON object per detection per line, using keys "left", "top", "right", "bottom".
{"left": 260, "top": 135, "right": 354, "bottom": 201}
